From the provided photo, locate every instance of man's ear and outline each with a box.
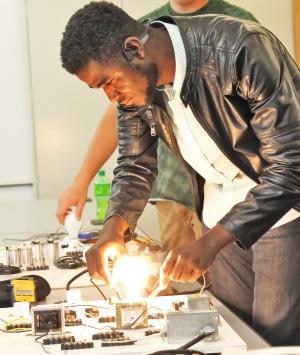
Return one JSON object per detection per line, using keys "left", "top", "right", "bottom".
{"left": 122, "top": 36, "right": 145, "bottom": 62}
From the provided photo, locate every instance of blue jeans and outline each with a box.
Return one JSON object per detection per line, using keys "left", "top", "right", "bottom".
{"left": 206, "top": 217, "right": 300, "bottom": 345}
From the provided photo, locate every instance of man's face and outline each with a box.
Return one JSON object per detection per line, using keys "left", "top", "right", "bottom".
{"left": 77, "top": 59, "right": 158, "bottom": 107}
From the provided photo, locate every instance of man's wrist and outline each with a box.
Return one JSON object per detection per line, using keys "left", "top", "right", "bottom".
{"left": 102, "top": 215, "right": 130, "bottom": 239}
{"left": 202, "top": 224, "right": 236, "bottom": 253}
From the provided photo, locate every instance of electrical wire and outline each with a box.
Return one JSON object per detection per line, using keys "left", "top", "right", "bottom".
{"left": 199, "top": 273, "right": 206, "bottom": 296}
{"left": 64, "top": 304, "right": 114, "bottom": 311}
{"left": 89, "top": 278, "right": 107, "bottom": 300}
{"left": 55, "top": 255, "right": 85, "bottom": 269}
{"left": 80, "top": 323, "right": 113, "bottom": 331}
{"left": 0, "top": 264, "right": 21, "bottom": 275}
{"left": 178, "top": 330, "right": 215, "bottom": 350}
{"left": 35, "top": 332, "right": 51, "bottom": 354}
{"left": 35, "top": 332, "right": 48, "bottom": 342}
{"left": 65, "top": 268, "right": 88, "bottom": 290}
{"left": 130, "top": 305, "right": 163, "bottom": 329}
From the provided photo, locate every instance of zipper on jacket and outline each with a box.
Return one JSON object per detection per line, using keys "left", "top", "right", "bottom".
{"left": 147, "top": 106, "right": 157, "bottom": 136}
{"left": 159, "top": 106, "right": 203, "bottom": 217}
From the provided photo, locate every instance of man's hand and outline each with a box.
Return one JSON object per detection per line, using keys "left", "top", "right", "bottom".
{"left": 85, "top": 216, "right": 129, "bottom": 285}
{"left": 56, "top": 180, "right": 88, "bottom": 224}
{"left": 161, "top": 224, "right": 236, "bottom": 283}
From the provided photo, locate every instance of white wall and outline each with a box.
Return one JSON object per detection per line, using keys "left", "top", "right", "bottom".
{"left": 230, "top": 0, "right": 294, "bottom": 56}
{"left": 0, "top": 0, "right": 35, "bottom": 201}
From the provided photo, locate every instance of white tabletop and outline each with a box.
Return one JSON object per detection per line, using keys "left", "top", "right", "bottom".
{"left": 0, "top": 199, "right": 269, "bottom": 352}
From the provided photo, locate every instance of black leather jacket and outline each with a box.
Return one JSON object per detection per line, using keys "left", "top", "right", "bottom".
{"left": 106, "top": 15, "right": 300, "bottom": 249}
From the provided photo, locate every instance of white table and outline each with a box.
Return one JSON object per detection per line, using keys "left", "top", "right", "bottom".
{"left": 0, "top": 199, "right": 270, "bottom": 352}
{"left": 0, "top": 292, "right": 253, "bottom": 355}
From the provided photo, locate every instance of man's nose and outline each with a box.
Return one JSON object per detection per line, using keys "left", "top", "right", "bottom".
{"left": 104, "top": 87, "right": 120, "bottom": 103}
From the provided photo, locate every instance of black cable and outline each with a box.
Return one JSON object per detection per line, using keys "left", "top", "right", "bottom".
{"left": 35, "top": 332, "right": 48, "bottom": 342}
{"left": 35, "top": 332, "right": 51, "bottom": 354}
{"left": 145, "top": 350, "right": 205, "bottom": 355}
{"left": 65, "top": 268, "right": 111, "bottom": 300}
{"left": 0, "top": 265, "right": 21, "bottom": 275}
{"left": 178, "top": 331, "right": 215, "bottom": 350}
{"left": 66, "top": 268, "right": 88, "bottom": 290}
{"left": 90, "top": 278, "right": 107, "bottom": 300}
{"left": 145, "top": 329, "right": 215, "bottom": 355}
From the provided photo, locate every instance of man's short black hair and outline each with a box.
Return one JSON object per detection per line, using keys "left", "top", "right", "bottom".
{"left": 61, "top": 1, "right": 144, "bottom": 74}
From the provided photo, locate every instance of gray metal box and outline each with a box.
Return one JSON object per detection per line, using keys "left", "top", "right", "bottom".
{"left": 166, "top": 308, "right": 219, "bottom": 344}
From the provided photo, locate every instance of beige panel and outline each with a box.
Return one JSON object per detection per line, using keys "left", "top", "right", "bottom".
{"left": 27, "top": 0, "right": 121, "bottom": 199}
{"left": 0, "top": 0, "right": 34, "bottom": 186}
{"left": 123, "top": 0, "right": 166, "bottom": 19}
{"left": 293, "top": 0, "right": 300, "bottom": 66}
{"left": 229, "top": 0, "right": 294, "bottom": 56}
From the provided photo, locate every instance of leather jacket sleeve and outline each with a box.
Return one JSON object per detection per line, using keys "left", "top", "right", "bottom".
{"left": 218, "top": 33, "right": 300, "bottom": 248}
{"left": 105, "top": 107, "right": 158, "bottom": 231}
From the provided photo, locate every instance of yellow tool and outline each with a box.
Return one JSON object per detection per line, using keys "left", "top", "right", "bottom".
{"left": 11, "top": 278, "right": 36, "bottom": 303}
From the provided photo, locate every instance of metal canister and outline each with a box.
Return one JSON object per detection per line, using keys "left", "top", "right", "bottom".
{"left": 0, "top": 246, "right": 8, "bottom": 265}
{"left": 7, "top": 246, "right": 21, "bottom": 267}
{"left": 19, "top": 245, "right": 33, "bottom": 269}
{"left": 31, "top": 240, "right": 45, "bottom": 267}
{"left": 44, "top": 238, "right": 59, "bottom": 266}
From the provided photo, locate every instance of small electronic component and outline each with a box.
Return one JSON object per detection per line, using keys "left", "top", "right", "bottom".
{"left": 0, "top": 264, "right": 20, "bottom": 275}
{"left": 61, "top": 341, "right": 94, "bottom": 350}
{"left": 101, "top": 337, "right": 137, "bottom": 347}
{"left": 148, "top": 312, "right": 164, "bottom": 319}
{"left": 116, "top": 302, "right": 148, "bottom": 329}
{"left": 66, "top": 251, "right": 83, "bottom": 258}
{"left": 10, "top": 278, "right": 36, "bottom": 303}
{"left": 85, "top": 307, "right": 99, "bottom": 318}
{"left": 65, "top": 319, "right": 82, "bottom": 326}
{"left": 145, "top": 327, "right": 160, "bottom": 336}
{"left": 92, "top": 329, "right": 124, "bottom": 340}
{"left": 32, "top": 304, "right": 64, "bottom": 335}
{"left": 64, "top": 309, "right": 82, "bottom": 326}
{"left": 5, "top": 320, "right": 32, "bottom": 331}
{"left": 99, "top": 316, "right": 115, "bottom": 323}
{"left": 26, "top": 265, "right": 49, "bottom": 271}
{"left": 43, "top": 334, "right": 75, "bottom": 345}
{"left": 172, "top": 301, "right": 185, "bottom": 311}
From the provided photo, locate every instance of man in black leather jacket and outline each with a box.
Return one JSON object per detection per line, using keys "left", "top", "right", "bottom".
{"left": 60, "top": 2, "right": 300, "bottom": 345}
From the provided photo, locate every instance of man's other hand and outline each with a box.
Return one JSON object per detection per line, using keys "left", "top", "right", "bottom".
{"left": 161, "top": 224, "right": 236, "bottom": 283}
{"left": 56, "top": 180, "right": 88, "bottom": 224}
{"left": 85, "top": 216, "right": 128, "bottom": 285}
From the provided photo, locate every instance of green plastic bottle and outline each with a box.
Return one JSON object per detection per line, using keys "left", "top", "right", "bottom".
{"left": 94, "top": 170, "right": 111, "bottom": 222}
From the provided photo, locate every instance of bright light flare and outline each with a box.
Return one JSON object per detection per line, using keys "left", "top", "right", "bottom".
{"left": 112, "top": 255, "right": 151, "bottom": 299}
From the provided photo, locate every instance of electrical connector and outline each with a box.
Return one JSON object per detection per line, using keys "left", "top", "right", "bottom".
{"left": 61, "top": 341, "right": 94, "bottom": 350}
